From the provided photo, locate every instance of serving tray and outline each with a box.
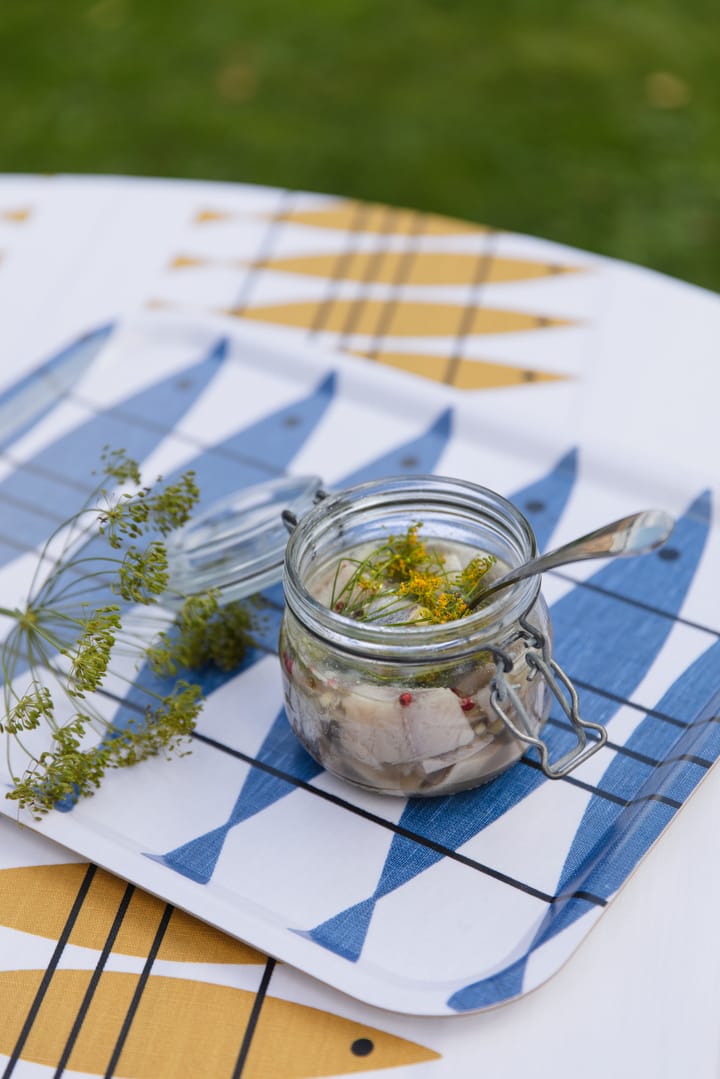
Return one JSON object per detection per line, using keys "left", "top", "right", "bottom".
{"left": 0, "top": 311, "right": 718, "bottom": 1016}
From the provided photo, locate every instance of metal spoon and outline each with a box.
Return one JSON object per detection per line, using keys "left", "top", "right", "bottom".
{"left": 465, "top": 508, "right": 675, "bottom": 609}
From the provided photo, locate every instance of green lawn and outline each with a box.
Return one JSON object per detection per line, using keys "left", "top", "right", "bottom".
{"left": 2, "top": 0, "right": 719, "bottom": 290}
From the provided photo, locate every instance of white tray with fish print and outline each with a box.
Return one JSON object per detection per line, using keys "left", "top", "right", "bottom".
{"left": 0, "top": 311, "right": 718, "bottom": 1016}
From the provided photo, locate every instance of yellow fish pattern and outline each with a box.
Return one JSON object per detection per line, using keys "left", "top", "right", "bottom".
{"left": 171, "top": 250, "right": 577, "bottom": 285}
{"left": 0, "top": 863, "right": 263, "bottom": 964}
{"left": 0, "top": 864, "right": 441, "bottom": 1075}
{"left": 147, "top": 290, "right": 572, "bottom": 389}
{"left": 233, "top": 299, "right": 569, "bottom": 337}
{"left": 171, "top": 195, "right": 583, "bottom": 390}
{"left": 195, "top": 199, "right": 487, "bottom": 235}
{"left": 0, "top": 970, "right": 440, "bottom": 1077}
{"left": 0, "top": 207, "right": 31, "bottom": 223}
{"left": 350, "top": 349, "right": 565, "bottom": 389}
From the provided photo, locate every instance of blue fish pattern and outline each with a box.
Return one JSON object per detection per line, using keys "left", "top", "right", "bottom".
{"left": 449, "top": 621, "right": 720, "bottom": 1012}
{"left": 185, "top": 371, "right": 337, "bottom": 511}
{"left": 0, "top": 337, "right": 229, "bottom": 568}
{"left": 0, "top": 324, "right": 114, "bottom": 454}
{"left": 300, "top": 449, "right": 579, "bottom": 959}
{"left": 512, "top": 447, "right": 577, "bottom": 554}
{"left": 9, "top": 330, "right": 714, "bottom": 1019}
{"left": 6, "top": 368, "right": 338, "bottom": 691}
{"left": 147, "top": 711, "right": 320, "bottom": 883}
{"left": 147, "top": 407, "right": 455, "bottom": 881}
{"left": 338, "top": 408, "right": 452, "bottom": 489}
{"left": 50, "top": 369, "right": 340, "bottom": 811}
{"left": 302, "top": 487, "right": 710, "bottom": 968}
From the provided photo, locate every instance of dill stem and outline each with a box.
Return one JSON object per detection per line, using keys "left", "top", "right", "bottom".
{"left": 27, "top": 506, "right": 100, "bottom": 600}
{"left": 37, "top": 556, "right": 124, "bottom": 606}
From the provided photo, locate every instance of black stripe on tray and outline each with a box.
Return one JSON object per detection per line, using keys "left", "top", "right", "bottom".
{"left": 0, "top": 484, "right": 67, "bottom": 524}
{"left": 104, "top": 902, "right": 174, "bottom": 1078}
{"left": 566, "top": 678, "right": 702, "bottom": 729}
{"left": 61, "top": 392, "right": 292, "bottom": 473}
{"left": 0, "top": 450, "right": 91, "bottom": 497}
{"left": 364, "top": 210, "right": 426, "bottom": 359}
{"left": 1, "top": 864, "right": 97, "bottom": 1079}
{"left": 6, "top": 563, "right": 712, "bottom": 875}
{"left": 198, "top": 596, "right": 717, "bottom": 779}
{"left": 231, "top": 188, "right": 295, "bottom": 315}
{"left": 444, "top": 231, "right": 498, "bottom": 386}
{"left": 90, "top": 674, "right": 709, "bottom": 924}
{"left": 92, "top": 612, "right": 702, "bottom": 880}
{"left": 271, "top": 571, "right": 720, "bottom": 641}
{"left": 264, "top": 591, "right": 716, "bottom": 725}
{"left": 550, "top": 569, "right": 720, "bottom": 639}
{"left": 308, "top": 199, "right": 372, "bottom": 336}
{"left": 338, "top": 204, "right": 399, "bottom": 351}
{"left": 0, "top": 418, "right": 297, "bottom": 536}
{"left": 53, "top": 881, "right": 136, "bottom": 1077}
{"left": 231, "top": 957, "right": 276, "bottom": 1079}
{"left": 0, "top": 525, "right": 40, "bottom": 555}
{"left": 0, "top": 450, "right": 717, "bottom": 647}
{"left": 522, "top": 757, "right": 683, "bottom": 809}
{"left": 545, "top": 714, "right": 715, "bottom": 770}
{"left": 189, "top": 729, "right": 602, "bottom": 908}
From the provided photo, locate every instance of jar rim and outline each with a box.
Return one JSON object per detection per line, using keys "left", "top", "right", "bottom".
{"left": 282, "top": 474, "right": 542, "bottom": 662}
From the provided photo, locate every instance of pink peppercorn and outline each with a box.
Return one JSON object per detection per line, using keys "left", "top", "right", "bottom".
{"left": 399, "top": 692, "right": 412, "bottom": 706}
{"left": 460, "top": 697, "right": 475, "bottom": 712}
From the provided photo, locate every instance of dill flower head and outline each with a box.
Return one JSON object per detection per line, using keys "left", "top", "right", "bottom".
{"left": 0, "top": 449, "right": 255, "bottom": 818}
{"left": 328, "top": 522, "right": 496, "bottom": 626}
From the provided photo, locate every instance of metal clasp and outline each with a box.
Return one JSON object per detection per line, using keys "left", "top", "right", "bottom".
{"left": 282, "top": 488, "right": 329, "bottom": 533}
{"left": 489, "top": 617, "right": 607, "bottom": 779}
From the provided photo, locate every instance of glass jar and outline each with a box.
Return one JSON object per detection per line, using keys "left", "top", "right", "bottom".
{"left": 279, "top": 475, "right": 606, "bottom": 797}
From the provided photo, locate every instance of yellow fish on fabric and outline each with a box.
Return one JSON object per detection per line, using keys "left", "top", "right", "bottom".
{"left": 0, "top": 970, "right": 441, "bottom": 1077}
{"left": 0, "top": 864, "right": 264, "bottom": 964}
{"left": 194, "top": 200, "right": 487, "bottom": 235}
{"left": 170, "top": 251, "right": 579, "bottom": 285}
{"left": 234, "top": 298, "right": 571, "bottom": 336}
{"left": 0, "top": 207, "right": 31, "bottom": 222}
{"left": 349, "top": 349, "right": 567, "bottom": 389}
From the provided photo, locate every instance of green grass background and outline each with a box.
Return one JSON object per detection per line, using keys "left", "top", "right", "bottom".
{"left": 2, "top": 0, "right": 719, "bottom": 290}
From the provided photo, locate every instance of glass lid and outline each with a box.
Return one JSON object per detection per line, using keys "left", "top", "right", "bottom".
{"left": 164, "top": 474, "right": 325, "bottom": 606}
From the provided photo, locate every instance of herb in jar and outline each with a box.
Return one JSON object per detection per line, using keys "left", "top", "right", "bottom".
{"left": 281, "top": 524, "right": 525, "bottom": 794}
{"left": 279, "top": 475, "right": 599, "bottom": 797}
{"left": 321, "top": 523, "right": 497, "bottom": 625}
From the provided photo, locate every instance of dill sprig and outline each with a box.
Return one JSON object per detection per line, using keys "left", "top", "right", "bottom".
{"left": 146, "top": 593, "right": 256, "bottom": 675}
{"left": 329, "top": 523, "right": 496, "bottom": 625}
{"left": 0, "top": 449, "right": 255, "bottom": 818}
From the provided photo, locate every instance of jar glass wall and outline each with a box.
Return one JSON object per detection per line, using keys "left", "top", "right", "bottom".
{"left": 279, "top": 476, "right": 554, "bottom": 797}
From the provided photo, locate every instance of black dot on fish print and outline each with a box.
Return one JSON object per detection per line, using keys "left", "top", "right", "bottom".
{"left": 400, "top": 455, "right": 419, "bottom": 469}
{"left": 521, "top": 370, "right": 537, "bottom": 382}
{"left": 175, "top": 377, "right": 193, "bottom": 390}
{"left": 283, "top": 415, "right": 301, "bottom": 427}
{"left": 525, "top": 499, "right": 546, "bottom": 513}
{"left": 658, "top": 547, "right": 680, "bottom": 561}
{"left": 351, "top": 1038, "right": 374, "bottom": 1057}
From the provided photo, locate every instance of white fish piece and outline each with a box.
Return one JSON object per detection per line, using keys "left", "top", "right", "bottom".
{"left": 439, "top": 735, "right": 523, "bottom": 788}
{"left": 400, "top": 688, "right": 476, "bottom": 761}
{"left": 281, "top": 528, "right": 553, "bottom": 797}
{"left": 334, "top": 682, "right": 415, "bottom": 767}
{"left": 419, "top": 731, "right": 495, "bottom": 775}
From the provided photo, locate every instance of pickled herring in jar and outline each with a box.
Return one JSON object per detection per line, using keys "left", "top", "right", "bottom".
{"left": 279, "top": 476, "right": 566, "bottom": 797}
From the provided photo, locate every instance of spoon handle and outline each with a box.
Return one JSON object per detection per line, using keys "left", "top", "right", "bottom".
{"left": 466, "top": 508, "right": 675, "bottom": 609}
